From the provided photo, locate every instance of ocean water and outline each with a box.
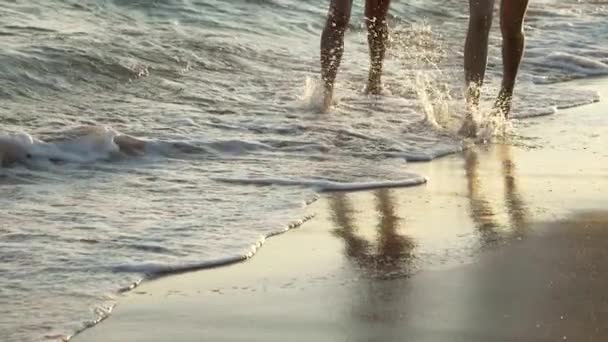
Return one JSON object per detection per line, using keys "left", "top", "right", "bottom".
{"left": 1, "top": 0, "right": 607, "bottom": 340}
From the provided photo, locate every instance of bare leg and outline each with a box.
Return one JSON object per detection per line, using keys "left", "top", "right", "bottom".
{"left": 495, "top": 0, "right": 529, "bottom": 117}
{"left": 464, "top": 0, "right": 495, "bottom": 110}
{"left": 460, "top": 0, "right": 495, "bottom": 137}
{"left": 365, "top": 0, "right": 391, "bottom": 95}
{"left": 321, "top": 0, "right": 353, "bottom": 111}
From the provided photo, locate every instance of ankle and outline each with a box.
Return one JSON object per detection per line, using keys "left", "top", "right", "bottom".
{"left": 465, "top": 83, "right": 481, "bottom": 108}
{"left": 494, "top": 95, "right": 512, "bottom": 117}
{"left": 367, "top": 73, "right": 382, "bottom": 94}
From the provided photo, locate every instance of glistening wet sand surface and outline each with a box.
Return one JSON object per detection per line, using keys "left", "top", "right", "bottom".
{"left": 75, "top": 206, "right": 608, "bottom": 342}
{"left": 75, "top": 79, "right": 608, "bottom": 342}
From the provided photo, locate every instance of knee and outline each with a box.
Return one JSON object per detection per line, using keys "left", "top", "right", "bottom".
{"left": 501, "top": 19, "right": 524, "bottom": 41}
{"left": 468, "top": 12, "right": 493, "bottom": 34}
{"left": 328, "top": 9, "right": 351, "bottom": 29}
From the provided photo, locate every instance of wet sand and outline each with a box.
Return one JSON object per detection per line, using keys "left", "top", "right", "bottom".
{"left": 75, "top": 78, "right": 608, "bottom": 342}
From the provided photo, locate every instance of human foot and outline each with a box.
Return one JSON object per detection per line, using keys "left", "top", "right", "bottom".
{"left": 321, "top": 88, "right": 333, "bottom": 113}
{"left": 366, "top": 70, "right": 383, "bottom": 95}
{"left": 494, "top": 92, "right": 512, "bottom": 118}
{"left": 458, "top": 115, "right": 478, "bottom": 138}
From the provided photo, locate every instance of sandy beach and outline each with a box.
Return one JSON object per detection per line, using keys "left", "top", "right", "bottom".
{"left": 75, "top": 78, "right": 608, "bottom": 342}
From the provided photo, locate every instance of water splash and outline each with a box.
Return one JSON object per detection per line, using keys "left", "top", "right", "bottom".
{"left": 297, "top": 76, "right": 329, "bottom": 112}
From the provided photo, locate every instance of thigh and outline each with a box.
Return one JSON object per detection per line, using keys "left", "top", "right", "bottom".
{"left": 500, "top": 0, "right": 529, "bottom": 26}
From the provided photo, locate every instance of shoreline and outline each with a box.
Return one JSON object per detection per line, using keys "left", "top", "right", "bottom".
{"left": 74, "top": 77, "right": 608, "bottom": 342}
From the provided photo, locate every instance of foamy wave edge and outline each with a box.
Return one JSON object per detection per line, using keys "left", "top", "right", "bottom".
{"left": 212, "top": 175, "right": 428, "bottom": 192}
{"left": 65, "top": 175, "right": 429, "bottom": 340}
{"left": 65, "top": 197, "right": 319, "bottom": 341}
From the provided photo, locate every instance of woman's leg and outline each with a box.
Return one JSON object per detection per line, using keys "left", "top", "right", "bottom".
{"left": 365, "top": 0, "right": 391, "bottom": 94}
{"left": 496, "top": 0, "right": 529, "bottom": 117}
{"left": 321, "top": 0, "right": 353, "bottom": 110}
{"left": 464, "top": 0, "right": 496, "bottom": 109}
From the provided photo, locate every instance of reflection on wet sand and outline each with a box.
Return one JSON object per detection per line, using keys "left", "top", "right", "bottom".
{"left": 329, "top": 189, "right": 415, "bottom": 278}
{"left": 498, "top": 145, "right": 529, "bottom": 235}
{"left": 328, "top": 145, "right": 533, "bottom": 276}
{"left": 329, "top": 189, "right": 415, "bottom": 340}
{"left": 464, "top": 148, "right": 501, "bottom": 245}
{"left": 324, "top": 145, "right": 608, "bottom": 341}
{"left": 464, "top": 145, "right": 530, "bottom": 248}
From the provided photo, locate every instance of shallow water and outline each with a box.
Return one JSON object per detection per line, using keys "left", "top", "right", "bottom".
{"left": 1, "top": 0, "right": 607, "bottom": 341}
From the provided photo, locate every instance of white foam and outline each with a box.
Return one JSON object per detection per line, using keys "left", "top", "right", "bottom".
{"left": 112, "top": 213, "right": 315, "bottom": 278}
{"left": 112, "top": 256, "right": 248, "bottom": 276}
{"left": 0, "top": 133, "right": 34, "bottom": 164}
{"left": 531, "top": 52, "right": 608, "bottom": 83}
{"left": 1, "top": 126, "right": 124, "bottom": 165}
{"left": 296, "top": 76, "right": 341, "bottom": 112}
{"left": 384, "top": 144, "right": 464, "bottom": 162}
{"left": 1, "top": 126, "right": 232, "bottom": 166}
{"left": 213, "top": 175, "right": 428, "bottom": 192}
{"left": 415, "top": 72, "right": 455, "bottom": 130}
{"left": 44, "top": 126, "right": 122, "bottom": 162}
{"left": 297, "top": 76, "right": 325, "bottom": 111}
{"left": 205, "top": 139, "right": 272, "bottom": 154}
{"left": 476, "top": 110, "right": 514, "bottom": 142}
